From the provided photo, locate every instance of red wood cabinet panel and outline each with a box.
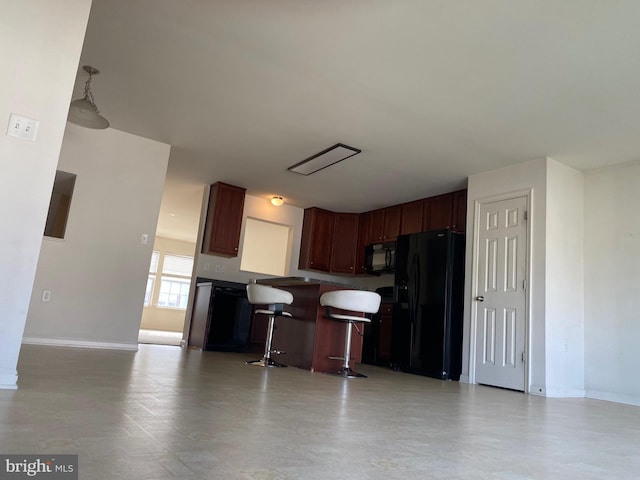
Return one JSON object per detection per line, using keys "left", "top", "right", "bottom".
{"left": 383, "top": 205, "right": 401, "bottom": 242}
{"left": 423, "top": 193, "right": 454, "bottom": 231}
{"left": 330, "top": 213, "right": 360, "bottom": 274}
{"left": 377, "top": 302, "right": 393, "bottom": 363}
{"left": 451, "top": 189, "right": 467, "bottom": 232}
{"left": 299, "top": 207, "right": 335, "bottom": 272}
{"left": 201, "top": 182, "right": 246, "bottom": 257}
{"left": 368, "top": 208, "right": 385, "bottom": 243}
{"left": 354, "top": 213, "right": 370, "bottom": 275}
{"left": 368, "top": 206, "right": 401, "bottom": 243}
{"left": 400, "top": 200, "right": 424, "bottom": 235}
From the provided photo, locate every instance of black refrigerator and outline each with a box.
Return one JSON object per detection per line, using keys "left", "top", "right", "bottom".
{"left": 391, "top": 230, "right": 465, "bottom": 380}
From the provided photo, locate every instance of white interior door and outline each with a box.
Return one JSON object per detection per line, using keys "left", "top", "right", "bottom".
{"left": 474, "top": 196, "right": 528, "bottom": 391}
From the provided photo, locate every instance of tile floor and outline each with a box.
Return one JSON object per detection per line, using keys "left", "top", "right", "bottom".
{"left": 138, "top": 329, "right": 183, "bottom": 346}
{"left": 1, "top": 345, "right": 639, "bottom": 479}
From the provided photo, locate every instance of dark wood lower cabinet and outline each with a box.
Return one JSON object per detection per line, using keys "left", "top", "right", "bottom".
{"left": 252, "top": 282, "right": 364, "bottom": 372}
{"left": 377, "top": 303, "right": 394, "bottom": 364}
{"left": 363, "top": 302, "right": 393, "bottom": 366}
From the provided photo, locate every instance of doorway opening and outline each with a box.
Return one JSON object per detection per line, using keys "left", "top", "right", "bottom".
{"left": 139, "top": 237, "right": 196, "bottom": 346}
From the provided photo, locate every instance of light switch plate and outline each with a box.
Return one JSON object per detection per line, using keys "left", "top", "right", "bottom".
{"left": 7, "top": 113, "right": 39, "bottom": 142}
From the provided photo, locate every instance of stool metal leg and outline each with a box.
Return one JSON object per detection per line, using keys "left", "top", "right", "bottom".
{"left": 328, "top": 321, "right": 366, "bottom": 378}
{"left": 247, "top": 314, "right": 287, "bottom": 368}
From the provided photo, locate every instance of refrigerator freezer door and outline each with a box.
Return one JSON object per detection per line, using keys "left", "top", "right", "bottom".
{"left": 391, "top": 230, "right": 465, "bottom": 380}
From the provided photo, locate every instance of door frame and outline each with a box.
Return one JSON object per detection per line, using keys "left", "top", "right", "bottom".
{"left": 468, "top": 189, "right": 533, "bottom": 392}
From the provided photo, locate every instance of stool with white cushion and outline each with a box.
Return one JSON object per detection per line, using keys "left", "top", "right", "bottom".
{"left": 246, "top": 283, "right": 293, "bottom": 368}
{"left": 319, "top": 290, "right": 381, "bottom": 378}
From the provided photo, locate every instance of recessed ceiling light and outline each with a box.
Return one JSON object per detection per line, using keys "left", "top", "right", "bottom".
{"left": 288, "top": 143, "right": 361, "bottom": 175}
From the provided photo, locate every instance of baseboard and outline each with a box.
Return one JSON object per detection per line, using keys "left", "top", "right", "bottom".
{"left": 544, "top": 388, "right": 585, "bottom": 398}
{"left": 0, "top": 372, "right": 18, "bottom": 390}
{"left": 529, "top": 384, "right": 546, "bottom": 396}
{"left": 22, "top": 336, "right": 138, "bottom": 351}
{"left": 585, "top": 390, "right": 640, "bottom": 407}
{"left": 458, "top": 374, "right": 470, "bottom": 384}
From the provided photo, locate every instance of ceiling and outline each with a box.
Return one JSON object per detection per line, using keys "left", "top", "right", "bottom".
{"left": 74, "top": 0, "right": 640, "bottom": 242}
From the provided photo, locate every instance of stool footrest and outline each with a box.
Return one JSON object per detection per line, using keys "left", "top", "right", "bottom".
{"left": 325, "top": 367, "right": 367, "bottom": 378}
{"left": 246, "top": 358, "right": 287, "bottom": 368}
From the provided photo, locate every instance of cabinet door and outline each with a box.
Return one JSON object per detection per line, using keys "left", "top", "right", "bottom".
{"left": 377, "top": 303, "right": 394, "bottom": 363}
{"left": 354, "top": 213, "right": 370, "bottom": 275}
{"left": 400, "top": 200, "right": 424, "bottom": 235}
{"left": 299, "top": 208, "right": 335, "bottom": 272}
{"left": 367, "top": 209, "right": 385, "bottom": 243}
{"left": 423, "top": 193, "right": 453, "bottom": 231}
{"left": 201, "top": 182, "right": 246, "bottom": 256}
{"left": 330, "top": 213, "right": 359, "bottom": 274}
{"left": 451, "top": 189, "right": 467, "bottom": 232}
{"left": 382, "top": 205, "right": 401, "bottom": 242}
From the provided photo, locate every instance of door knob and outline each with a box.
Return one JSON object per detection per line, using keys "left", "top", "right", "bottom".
{"left": 475, "top": 295, "right": 485, "bottom": 302}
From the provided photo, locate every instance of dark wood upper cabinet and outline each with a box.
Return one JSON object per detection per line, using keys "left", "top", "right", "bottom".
{"left": 299, "top": 189, "right": 467, "bottom": 276}
{"left": 400, "top": 200, "right": 424, "bottom": 236}
{"left": 201, "top": 182, "right": 246, "bottom": 257}
{"left": 368, "top": 206, "right": 401, "bottom": 243}
{"left": 354, "top": 212, "right": 370, "bottom": 275}
{"left": 423, "top": 193, "right": 454, "bottom": 231}
{"left": 368, "top": 208, "right": 386, "bottom": 243}
{"left": 451, "top": 189, "right": 467, "bottom": 232}
{"left": 330, "top": 213, "right": 360, "bottom": 274}
{"left": 382, "top": 205, "right": 401, "bottom": 242}
{"left": 299, "top": 207, "right": 335, "bottom": 272}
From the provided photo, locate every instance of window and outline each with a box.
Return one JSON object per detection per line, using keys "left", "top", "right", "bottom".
{"left": 157, "top": 278, "right": 191, "bottom": 308}
{"left": 149, "top": 252, "right": 194, "bottom": 310}
{"left": 144, "top": 250, "right": 160, "bottom": 306}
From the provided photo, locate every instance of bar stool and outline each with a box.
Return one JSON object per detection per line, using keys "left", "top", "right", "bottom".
{"left": 246, "top": 283, "right": 293, "bottom": 368}
{"left": 320, "top": 290, "right": 381, "bottom": 378}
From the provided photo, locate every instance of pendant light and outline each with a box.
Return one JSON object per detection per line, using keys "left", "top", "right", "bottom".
{"left": 67, "top": 65, "right": 110, "bottom": 129}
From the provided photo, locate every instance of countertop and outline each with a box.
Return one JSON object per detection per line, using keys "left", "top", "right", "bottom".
{"left": 255, "top": 276, "right": 357, "bottom": 288}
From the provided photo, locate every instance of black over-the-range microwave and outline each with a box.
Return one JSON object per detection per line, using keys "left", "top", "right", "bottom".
{"left": 364, "top": 241, "right": 396, "bottom": 275}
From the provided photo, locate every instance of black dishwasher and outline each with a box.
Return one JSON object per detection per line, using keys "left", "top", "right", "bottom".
{"left": 206, "top": 286, "right": 252, "bottom": 351}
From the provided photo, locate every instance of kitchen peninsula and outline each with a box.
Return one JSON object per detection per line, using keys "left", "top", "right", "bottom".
{"left": 254, "top": 277, "right": 367, "bottom": 373}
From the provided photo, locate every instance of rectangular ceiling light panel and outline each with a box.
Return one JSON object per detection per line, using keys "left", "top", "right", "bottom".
{"left": 288, "top": 143, "right": 361, "bottom": 175}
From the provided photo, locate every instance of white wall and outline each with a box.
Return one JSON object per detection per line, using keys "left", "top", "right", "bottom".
{"left": 545, "top": 160, "right": 585, "bottom": 397}
{"left": 0, "top": 0, "right": 92, "bottom": 388}
{"left": 141, "top": 235, "right": 196, "bottom": 332}
{"left": 24, "top": 124, "right": 170, "bottom": 349}
{"left": 584, "top": 161, "right": 640, "bottom": 406}
{"left": 462, "top": 157, "right": 548, "bottom": 393}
